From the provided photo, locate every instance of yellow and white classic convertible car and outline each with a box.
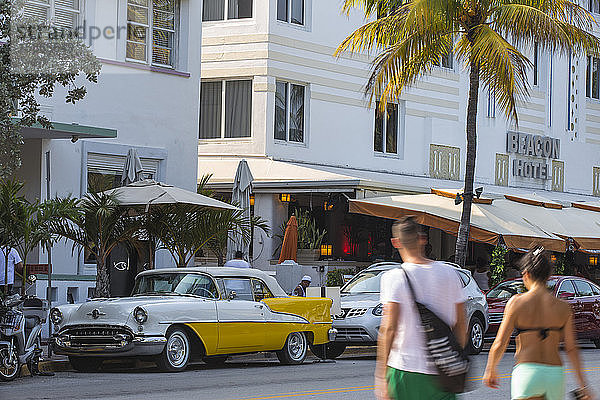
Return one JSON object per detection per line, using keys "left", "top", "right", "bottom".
{"left": 50, "top": 267, "right": 335, "bottom": 372}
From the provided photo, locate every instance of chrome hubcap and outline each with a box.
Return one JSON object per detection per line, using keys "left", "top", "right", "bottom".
{"left": 471, "top": 322, "right": 483, "bottom": 350}
{"left": 167, "top": 333, "right": 188, "bottom": 367}
{"left": 288, "top": 332, "right": 306, "bottom": 360}
{"left": 0, "top": 348, "right": 18, "bottom": 378}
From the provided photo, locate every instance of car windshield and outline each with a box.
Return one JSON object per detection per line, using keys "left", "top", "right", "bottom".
{"left": 487, "top": 278, "right": 558, "bottom": 300}
{"left": 341, "top": 270, "right": 386, "bottom": 294}
{"left": 132, "top": 273, "right": 218, "bottom": 299}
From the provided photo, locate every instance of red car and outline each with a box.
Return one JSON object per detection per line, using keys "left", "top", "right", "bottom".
{"left": 485, "top": 275, "right": 600, "bottom": 348}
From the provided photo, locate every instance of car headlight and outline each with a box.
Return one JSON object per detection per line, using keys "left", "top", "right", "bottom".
{"left": 134, "top": 307, "right": 148, "bottom": 324}
{"left": 372, "top": 303, "right": 383, "bottom": 316}
{"left": 50, "top": 308, "right": 63, "bottom": 325}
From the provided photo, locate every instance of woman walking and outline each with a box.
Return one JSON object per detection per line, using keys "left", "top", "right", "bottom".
{"left": 483, "top": 247, "right": 593, "bottom": 400}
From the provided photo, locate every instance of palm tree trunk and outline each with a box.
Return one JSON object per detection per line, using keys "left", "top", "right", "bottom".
{"left": 96, "top": 255, "right": 111, "bottom": 298}
{"left": 455, "top": 60, "right": 480, "bottom": 267}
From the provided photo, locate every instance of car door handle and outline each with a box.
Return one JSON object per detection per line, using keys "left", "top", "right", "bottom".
{"left": 468, "top": 296, "right": 474, "bottom": 300}
{"left": 254, "top": 304, "right": 263, "bottom": 309}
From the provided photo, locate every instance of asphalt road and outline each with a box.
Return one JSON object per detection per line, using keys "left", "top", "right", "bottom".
{"left": 1, "top": 345, "right": 599, "bottom": 400}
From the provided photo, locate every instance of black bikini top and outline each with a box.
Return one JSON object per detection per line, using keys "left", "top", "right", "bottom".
{"left": 514, "top": 325, "right": 565, "bottom": 340}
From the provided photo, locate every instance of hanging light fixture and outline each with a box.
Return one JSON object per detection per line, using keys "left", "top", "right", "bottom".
{"left": 589, "top": 255, "right": 598, "bottom": 266}
{"left": 279, "top": 193, "right": 291, "bottom": 202}
{"left": 324, "top": 200, "right": 334, "bottom": 211}
{"left": 250, "top": 194, "right": 255, "bottom": 206}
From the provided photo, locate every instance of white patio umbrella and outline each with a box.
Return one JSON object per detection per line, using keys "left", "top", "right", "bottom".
{"left": 121, "top": 148, "right": 144, "bottom": 186}
{"left": 104, "top": 179, "right": 239, "bottom": 211}
{"left": 226, "top": 160, "right": 254, "bottom": 261}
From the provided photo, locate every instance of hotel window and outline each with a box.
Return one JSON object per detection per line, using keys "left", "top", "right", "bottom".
{"left": 533, "top": 42, "right": 539, "bottom": 86}
{"left": 432, "top": 51, "right": 453, "bottom": 70}
{"left": 87, "top": 153, "right": 159, "bottom": 193}
{"left": 374, "top": 101, "right": 402, "bottom": 154}
{"left": 594, "top": 167, "right": 600, "bottom": 196}
{"left": 275, "top": 81, "right": 306, "bottom": 143}
{"left": 430, "top": 144, "right": 460, "bottom": 180}
{"left": 277, "top": 0, "right": 304, "bottom": 25}
{"left": 200, "top": 80, "right": 253, "bottom": 139}
{"left": 495, "top": 154, "right": 509, "bottom": 186}
{"left": 202, "top": 0, "right": 252, "bottom": 21}
{"left": 552, "top": 160, "right": 564, "bottom": 192}
{"left": 487, "top": 88, "right": 496, "bottom": 118}
{"left": 589, "top": 0, "right": 600, "bottom": 13}
{"left": 24, "top": 0, "right": 81, "bottom": 29}
{"left": 586, "top": 55, "right": 600, "bottom": 99}
{"left": 127, "top": 0, "right": 178, "bottom": 68}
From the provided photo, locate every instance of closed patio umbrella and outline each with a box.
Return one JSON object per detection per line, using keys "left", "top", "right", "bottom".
{"left": 227, "top": 160, "right": 254, "bottom": 261}
{"left": 278, "top": 215, "right": 298, "bottom": 264}
{"left": 121, "top": 148, "right": 144, "bottom": 186}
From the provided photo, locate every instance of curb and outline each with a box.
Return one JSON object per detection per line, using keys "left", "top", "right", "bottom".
{"left": 22, "top": 359, "right": 72, "bottom": 376}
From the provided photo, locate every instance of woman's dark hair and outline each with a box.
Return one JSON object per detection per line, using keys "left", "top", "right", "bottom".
{"left": 518, "top": 246, "right": 553, "bottom": 282}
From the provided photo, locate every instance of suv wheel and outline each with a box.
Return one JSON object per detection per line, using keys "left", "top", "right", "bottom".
{"left": 276, "top": 332, "right": 308, "bottom": 365}
{"left": 466, "top": 317, "right": 484, "bottom": 355}
{"left": 309, "top": 342, "right": 346, "bottom": 360}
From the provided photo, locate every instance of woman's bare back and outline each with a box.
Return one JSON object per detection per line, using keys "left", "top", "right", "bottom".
{"left": 510, "top": 290, "right": 572, "bottom": 366}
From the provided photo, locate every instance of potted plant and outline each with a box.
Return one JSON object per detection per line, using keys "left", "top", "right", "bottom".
{"left": 294, "top": 210, "right": 327, "bottom": 263}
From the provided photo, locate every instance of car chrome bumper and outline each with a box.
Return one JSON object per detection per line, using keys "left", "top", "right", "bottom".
{"left": 52, "top": 334, "right": 167, "bottom": 357}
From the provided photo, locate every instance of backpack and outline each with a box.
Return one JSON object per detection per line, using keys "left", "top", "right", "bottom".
{"left": 402, "top": 268, "right": 470, "bottom": 393}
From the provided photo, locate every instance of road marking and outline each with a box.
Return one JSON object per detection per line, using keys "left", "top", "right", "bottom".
{"left": 229, "top": 366, "right": 600, "bottom": 399}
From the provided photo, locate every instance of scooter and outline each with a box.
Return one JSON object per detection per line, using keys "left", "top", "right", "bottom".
{"left": 0, "top": 294, "right": 54, "bottom": 381}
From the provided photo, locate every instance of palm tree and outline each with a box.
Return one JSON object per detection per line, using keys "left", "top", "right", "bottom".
{"left": 337, "top": 0, "right": 600, "bottom": 267}
{"left": 145, "top": 175, "right": 269, "bottom": 267}
{"left": 12, "top": 197, "right": 78, "bottom": 295}
{"left": 0, "top": 179, "right": 25, "bottom": 295}
{"left": 51, "top": 192, "right": 141, "bottom": 298}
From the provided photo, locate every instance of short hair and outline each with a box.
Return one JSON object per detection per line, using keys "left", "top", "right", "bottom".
{"left": 391, "top": 216, "right": 422, "bottom": 248}
{"left": 518, "top": 246, "right": 553, "bottom": 282}
{"left": 234, "top": 250, "right": 244, "bottom": 259}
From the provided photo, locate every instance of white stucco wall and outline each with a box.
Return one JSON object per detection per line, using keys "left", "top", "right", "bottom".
{"left": 200, "top": 0, "right": 600, "bottom": 197}
{"left": 22, "top": 0, "right": 202, "bottom": 278}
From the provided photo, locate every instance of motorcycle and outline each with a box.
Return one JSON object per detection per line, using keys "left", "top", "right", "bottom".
{"left": 0, "top": 294, "right": 54, "bottom": 381}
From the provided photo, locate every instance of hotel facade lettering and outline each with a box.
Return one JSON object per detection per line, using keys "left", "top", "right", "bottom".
{"left": 506, "top": 132, "right": 560, "bottom": 180}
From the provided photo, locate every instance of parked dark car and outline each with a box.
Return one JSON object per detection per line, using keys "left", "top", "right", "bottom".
{"left": 485, "top": 275, "right": 600, "bottom": 348}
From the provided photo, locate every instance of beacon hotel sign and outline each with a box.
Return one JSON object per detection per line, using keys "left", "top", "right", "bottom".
{"left": 506, "top": 132, "right": 560, "bottom": 180}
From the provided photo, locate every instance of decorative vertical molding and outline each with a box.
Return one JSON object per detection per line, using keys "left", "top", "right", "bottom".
{"left": 495, "top": 153, "right": 509, "bottom": 186}
{"left": 552, "top": 160, "right": 565, "bottom": 192}
{"left": 429, "top": 144, "right": 460, "bottom": 181}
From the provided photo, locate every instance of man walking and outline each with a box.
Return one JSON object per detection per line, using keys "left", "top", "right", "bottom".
{"left": 375, "top": 217, "right": 467, "bottom": 400}
{"left": 0, "top": 246, "right": 23, "bottom": 295}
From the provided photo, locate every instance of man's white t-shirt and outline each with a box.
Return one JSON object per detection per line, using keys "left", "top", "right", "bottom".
{"left": 380, "top": 261, "right": 466, "bottom": 375}
{"left": 223, "top": 259, "right": 251, "bottom": 268}
{"left": 0, "top": 248, "right": 22, "bottom": 285}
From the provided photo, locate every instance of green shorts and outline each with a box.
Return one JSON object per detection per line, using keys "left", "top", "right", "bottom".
{"left": 386, "top": 367, "right": 456, "bottom": 400}
{"left": 511, "top": 363, "right": 565, "bottom": 400}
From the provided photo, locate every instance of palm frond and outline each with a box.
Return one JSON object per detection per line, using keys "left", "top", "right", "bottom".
{"left": 468, "top": 24, "right": 531, "bottom": 122}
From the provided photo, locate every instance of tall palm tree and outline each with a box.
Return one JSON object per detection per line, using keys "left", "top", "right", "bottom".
{"left": 0, "top": 179, "right": 25, "bottom": 295}
{"left": 337, "top": 0, "right": 600, "bottom": 266}
{"left": 51, "top": 192, "right": 141, "bottom": 298}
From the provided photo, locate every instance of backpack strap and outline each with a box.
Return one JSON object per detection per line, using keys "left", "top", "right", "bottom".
{"left": 401, "top": 267, "right": 418, "bottom": 302}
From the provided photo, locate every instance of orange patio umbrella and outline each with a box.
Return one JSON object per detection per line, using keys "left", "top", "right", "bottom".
{"left": 278, "top": 216, "right": 298, "bottom": 264}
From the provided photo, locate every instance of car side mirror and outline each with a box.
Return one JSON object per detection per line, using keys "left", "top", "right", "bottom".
{"left": 228, "top": 290, "right": 237, "bottom": 300}
{"left": 558, "top": 292, "right": 574, "bottom": 300}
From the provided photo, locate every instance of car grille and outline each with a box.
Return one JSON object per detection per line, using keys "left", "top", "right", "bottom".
{"left": 489, "top": 312, "right": 504, "bottom": 325}
{"left": 333, "top": 308, "right": 368, "bottom": 320}
{"left": 336, "top": 327, "right": 373, "bottom": 342}
{"left": 58, "top": 325, "right": 134, "bottom": 350}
